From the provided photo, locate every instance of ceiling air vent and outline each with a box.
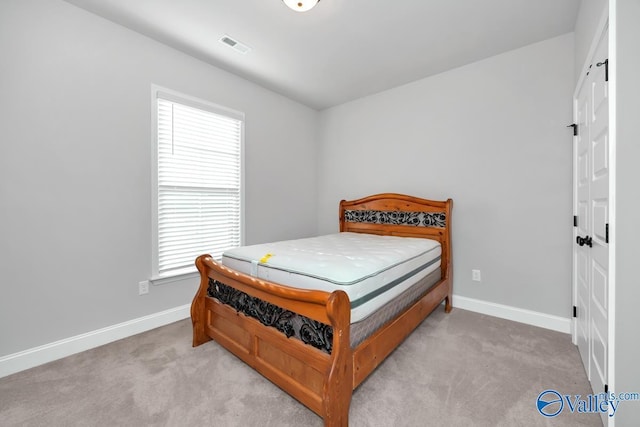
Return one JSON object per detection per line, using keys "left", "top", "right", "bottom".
{"left": 219, "top": 35, "right": 251, "bottom": 55}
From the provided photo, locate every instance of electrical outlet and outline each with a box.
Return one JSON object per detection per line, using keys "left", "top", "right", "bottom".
{"left": 472, "top": 270, "right": 481, "bottom": 282}
{"left": 139, "top": 280, "right": 149, "bottom": 295}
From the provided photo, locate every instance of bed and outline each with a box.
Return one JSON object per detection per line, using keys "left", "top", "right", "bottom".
{"left": 191, "top": 193, "right": 453, "bottom": 426}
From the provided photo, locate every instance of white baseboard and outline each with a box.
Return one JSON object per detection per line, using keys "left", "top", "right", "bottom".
{"left": 0, "top": 304, "right": 191, "bottom": 379}
{"left": 451, "top": 294, "right": 571, "bottom": 334}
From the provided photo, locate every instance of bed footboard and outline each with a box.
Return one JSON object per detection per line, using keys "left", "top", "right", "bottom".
{"left": 192, "top": 255, "right": 352, "bottom": 426}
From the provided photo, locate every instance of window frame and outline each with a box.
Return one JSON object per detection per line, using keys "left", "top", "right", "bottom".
{"left": 150, "top": 85, "right": 245, "bottom": 284}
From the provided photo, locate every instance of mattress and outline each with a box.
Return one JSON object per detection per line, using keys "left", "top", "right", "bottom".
{"left": 222, "top": 232, "right": 442, "bottom": 323}
{"left": 350, "top": 267, "right": 441, "bottom": 348}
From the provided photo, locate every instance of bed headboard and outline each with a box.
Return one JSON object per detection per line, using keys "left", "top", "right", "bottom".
{"left": 339, "top": 193, "right": 453, "bottom": 278}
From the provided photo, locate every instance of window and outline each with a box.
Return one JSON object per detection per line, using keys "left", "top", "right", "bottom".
{"left": 152, "top": 86, "right": 243, "bottom": 281}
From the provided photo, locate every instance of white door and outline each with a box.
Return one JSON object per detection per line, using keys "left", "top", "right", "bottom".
{"left": 574, "top": 68, "right": 590, "bottom": 374}
{"left": 588, "top": 27, "right": 609, "bottom": 402}
{"left": 573, "top": 26, "right": 609, "bottom": 416}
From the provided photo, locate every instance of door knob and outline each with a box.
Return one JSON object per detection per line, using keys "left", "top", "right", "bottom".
{"left": 576, "top": 235, "right": 593, "bottom": 248}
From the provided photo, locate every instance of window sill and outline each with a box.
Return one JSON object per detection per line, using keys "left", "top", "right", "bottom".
{"left": 150, "top": 270, "right": 200, "bottom": 286}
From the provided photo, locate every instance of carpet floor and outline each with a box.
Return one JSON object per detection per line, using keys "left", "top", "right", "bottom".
{"left": 0, "top": 308, "right": 602, "bottom": 426}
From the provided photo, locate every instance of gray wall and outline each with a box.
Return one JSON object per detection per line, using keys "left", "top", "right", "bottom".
{"left": 317, "top": 34, "right": 575, "bottom": 318}
{"left": 0, "top": 0, "right": 318, "bottom": 357}
{"left": 574, "top": 0, "right": 608, "bottom": 79}
{"left": 613, "top": 0, "right": 640, "bottom": 423}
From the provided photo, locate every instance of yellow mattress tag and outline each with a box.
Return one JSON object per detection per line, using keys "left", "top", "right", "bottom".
{"left": 259, "top": 253, "right": 273, "bottom": 264}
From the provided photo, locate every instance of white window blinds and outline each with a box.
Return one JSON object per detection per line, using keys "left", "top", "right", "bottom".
{"left": 155, "top": 92, "right": 243, "bottom": 278}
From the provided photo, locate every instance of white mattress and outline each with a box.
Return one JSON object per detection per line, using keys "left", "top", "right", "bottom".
{"left": 221, "top": 232, "right": 441, "bottom": 322}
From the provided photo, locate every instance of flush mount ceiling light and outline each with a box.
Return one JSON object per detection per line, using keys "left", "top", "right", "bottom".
{"left": 282, "top": 0, "right": 320, "bottom": 12}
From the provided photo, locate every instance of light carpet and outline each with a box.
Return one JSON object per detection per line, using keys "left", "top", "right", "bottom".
{"left": 0, "top": 308, "right": 602, "bottom": 426}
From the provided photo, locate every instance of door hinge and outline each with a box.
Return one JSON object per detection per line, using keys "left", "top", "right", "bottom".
{"left": 573, "top": 306, "right": 577, "bottom": 318}
{"left": 567, "top": 123, "right": 578, "bottom": 136}
{"left": 605, "top": 223, "right": 609, "bottom": 243}
{"left": 597, "top": 59, "right": 609, "bottom": 82}
{"left": 605, "top": 384, "right": 609, "bottom": 394}
{"left": 573, "top": 216, "right": 578, "bottom": 227}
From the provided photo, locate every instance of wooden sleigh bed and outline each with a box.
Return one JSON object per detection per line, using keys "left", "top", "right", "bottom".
{"left": 191, "top": 193, "right": 453, "bottom": 426}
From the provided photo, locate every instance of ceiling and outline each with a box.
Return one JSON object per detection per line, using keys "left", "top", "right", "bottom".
{"left": 64, "top": 0, "right": 581, "bottom": 110}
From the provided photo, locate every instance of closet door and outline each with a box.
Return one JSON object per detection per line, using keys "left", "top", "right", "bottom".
{"left": 574, "top": 66, "right": 590, "bottom": 375}
{"left": 587, "top": 27, "right": 610, "bottom": 403}
{"left": 573, "top": 26, "right": 610, "bottom": 423}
